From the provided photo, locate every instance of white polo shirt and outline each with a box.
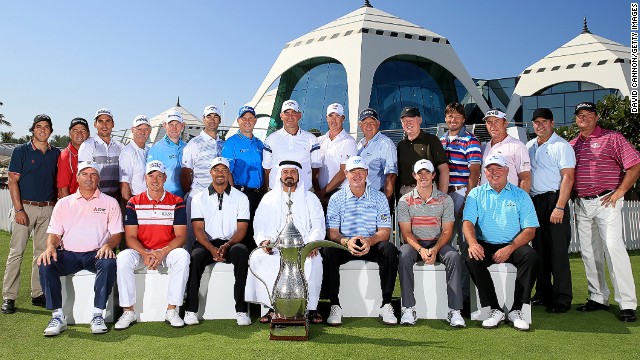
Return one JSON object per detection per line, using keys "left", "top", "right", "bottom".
{"left": 317, "top": 129, "right": 357, "bottom": 189}
{"left": 480, "top": 134, "right": 531, "bottom": 187}
{"left": 526, "top": 132, "right": 576, "bottom": 196}
{"left": 190, "top": 185, "right": 250, "bottom": 240}
{"left": 262, "top": 127, "right": 322, "bottom": 190}
{"left": 182, "top": 131, "right": 224, "bottom": 194}
{"left": 119, "top": 141, "right": 149, "bottom": 196}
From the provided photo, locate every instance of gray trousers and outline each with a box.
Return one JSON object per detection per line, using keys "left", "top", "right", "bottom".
{"left": 449, "top": 188, "right": 470, "bottom": 300}
{"left": 398, "top": 241, "right": 464, "bottom": 310}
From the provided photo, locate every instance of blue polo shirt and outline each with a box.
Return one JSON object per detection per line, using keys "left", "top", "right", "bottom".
{"left": 463, "top": 182, "right": 539, "bottom": 245}
{"left": 9, "top": 141, "right": 60, "bottom": 201}
{"left": 326, "top": 185, "right": 391, "bottom": 238}
{"left": 147, "top": 135, "right": 186, "bottom": 197}
{"left": 356, "top": 132, "right": 397, "bottom": 191}
{"left": 221, "top": 132, "right": 263, "bottom": 189}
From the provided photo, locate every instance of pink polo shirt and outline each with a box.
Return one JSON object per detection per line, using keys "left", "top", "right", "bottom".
{"left": 47, "top": 188, "right": 124, "bottom": 252}
{"left": 480, "top": 135, "right": 531, "bottom": 186}
{"left": 570, "top": 126, "right": 640, "bottom": 198}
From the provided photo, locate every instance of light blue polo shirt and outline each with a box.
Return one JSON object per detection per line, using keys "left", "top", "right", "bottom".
{"left": 147, "top": 135, "right": 186, "bottom": 198}
{"left": 357, "top": 132, "right": 397, "bottom": 191}
{"left": 221, "top": 132, "right": 263, "bottom": 189}
{"left": 526, "top": 133, "right": 576, "bottom": 196}
{"left": 463, "top": 182, "right": 539, "bottom": 244}
{"left": 326, "top": 185, "right": 391, "bottom": 238}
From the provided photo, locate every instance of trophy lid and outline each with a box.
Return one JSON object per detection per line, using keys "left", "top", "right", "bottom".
{"left": 274, "top": 191, "right": 305, "bottom": 248}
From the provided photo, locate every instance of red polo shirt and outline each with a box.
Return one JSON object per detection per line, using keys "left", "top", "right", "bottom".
{"left": 57, "top": 143, "right": 79, "bottom": 196}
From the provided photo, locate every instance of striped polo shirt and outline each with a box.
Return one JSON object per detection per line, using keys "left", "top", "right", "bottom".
{"left": 570, "top": 126, "right": 640, "bottom": 198}
{"left": 182, "top": 131, "right": 224, "bottom": 193}
{"left": 440, "top": 128, "right": 482, "bottom": 186}
{"left": 263, "top": 127, "right": 322, "bottom": 190}
{"left": 396, "top": 188, "right": 454, "bottom": 241}
{"left": 463, "top": 182, "right": 539, "bottom": 245}
{"left": 326, "top": 185, "right": 391, "bottom": 237}
{"left": 78, "top": 135, "right": 123, "bottom": 196}
{"left": 357, "top": 132, "right": 398, "bottom": 191}
{"left": 125, "top": 190, "right": 187, "bottom": 250}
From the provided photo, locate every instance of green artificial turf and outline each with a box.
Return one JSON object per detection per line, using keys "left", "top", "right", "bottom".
{"left": 0, "top": 231, "right": 638, "bottom": 359}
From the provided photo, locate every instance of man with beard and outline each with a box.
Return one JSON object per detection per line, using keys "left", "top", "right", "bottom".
{"left": 245, "top": 160, "right": 325, "bottom": 324}
{"left": 119, "top": 115, "right": 152, "bottom": 201}
{"left": 57, "top": 118, "right": 90, "bottom": 198}
{"left": 183, "top": 157, "right": 251, "bottom": 326}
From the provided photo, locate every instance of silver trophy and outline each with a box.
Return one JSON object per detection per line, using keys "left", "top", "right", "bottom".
{"left": 249, "top": 192, "right": 347, "bottom": 340}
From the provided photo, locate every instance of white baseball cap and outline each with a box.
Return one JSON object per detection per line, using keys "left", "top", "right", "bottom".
{"left": 413, "top": 159, "right": 435, "bottom": 173}
{"left": 326, "top": 103, "right": 344, "bottom": 116}
{"left": 210, "top": 157, "right": 230, "bottom": 169}
{"left": 78, "top": 161, "right": 98, "bottom": 173}
{"left": 485, "top": 154, "right": 508, "bottom": 167}
{"left": 165, "top": 111, "right": 184, "bottom": 124}
{"left": 146, "top": 160, "right": 166, "bottom": 174}
{"left": 281, "top": 99, "right": 300, "bottom": 113}
{"left": 132, "top": 115, "right": 150, "bottom": 127}
{"left": 203, "top": 105, "right": 221, "bottom": 117}
{"left": 483, "top": 108, "right": 507, "bottom": 121}
{"left": 94, "top": 108, "right": 113, "bottom": 120}
{"left": 345, "top": 156, "right": 367, "bottom": 171}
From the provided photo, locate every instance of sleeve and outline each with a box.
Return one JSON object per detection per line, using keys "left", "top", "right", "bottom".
{"left": 124, "top": 201, "right": 138, "bottom": 226}
{"left": 442, "top": 195, "right": 455, "bottom": 223}
{"left": 325, "top": 192, "right": 342, "bottom": 230}
{"left": 431, "top": 137, "right": 449, "bottom": 167}
{"left": 8, "top": 145, "right": 24, "bottom": 174}
{"left": 518, "top": 193, "right": 539, "bottom": 229}
{"left": 173, "top": 198, "right": 187, "bottom": 226}
{"left": 146, "top": 144, "right": 159, "bottom": 163}
{"left": 557, "top": 142, "right": 576, "bottom": 169}
{"left": 305, "top": 193, "right": 326, "bottom": 243}
{"left": 221, "top": 139, "right": 235, "bottom": 173}
{"left": 383, "top": 139, "right": 398, "bottom": 175}
{"left": 190, "top": 192, "right": 204, "bottom": 221}
{"left": 341, "top": 138, "right": 358, "bottom": 164}
{"left": 77, "top": 139, "right": 93, "bottom": 163}
{"left": 310, "top": 137, "right": 322, "bottom": 168}
{"left": 46, "top": 202, "right": 65, "bottom": 236}
{"left": 462, "top": 188, "right": 479, "bottom": 224}
{"left": 57, "top": 150, "right": 72, "bottom": 189}
{"left": 395, "top": 196, "right": 410, "bottom": 223}
{"left": 237, "top": 193, "right": 250, "bottom": 222}
{"left": 613, "top": 132, "right": 640, "bottom": 170}
{"left": 515, "top": 142, "right": 531, "bottom": 173}
{"left": 181, "top": 142, "right": 196, "bottom": 169}
{"left": 107, "top": 198, "right": 124, "bottom": 234}
{"left": 262, "top": 136, "right": 273, "bottom": 170}
{"left": 119, "top": 148, "right": 134, "bottom": 183}
{"left": 465, "top": 137, "right": 483, "bottom": 165}
{"left": 375, "top": 193, "right": 391, "bottom": 228}
{"left": 253, "top": 195, "right": 272, "bottom": 244}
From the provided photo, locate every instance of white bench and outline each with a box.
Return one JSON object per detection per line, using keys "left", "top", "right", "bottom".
{"left": 132, "top": 267, "right": 171, "bottom": 322}
{"left": 338, "top": 260, "right": 382, "bottom": 317}
{"left": 196, "top": 263, "right": 238, "bottom": 320}
{"left": 60, "top": 270, "right": 115, "bottom": 324}
{"left": 469, "top": 263, "right": 532, "bottom": 324}
{"left": 412, "top": 262, "right": 449, "bottom": 319}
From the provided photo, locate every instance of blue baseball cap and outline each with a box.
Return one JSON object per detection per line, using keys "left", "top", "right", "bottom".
{"left": 238, "top": 106, "right": 256, "bottom": 118}
{"left": 358, "top": 108, "right": 379, "bottom": 122}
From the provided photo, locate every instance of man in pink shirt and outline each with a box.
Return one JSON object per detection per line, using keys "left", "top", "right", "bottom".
{"left": 37, "top": 161, "right": 123, "bottom": 336}
{"left": 570, "top": 102, "right": 640, "bottom": 322}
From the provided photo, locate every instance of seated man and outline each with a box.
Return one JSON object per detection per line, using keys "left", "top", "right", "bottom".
{"left": 397, "top": 159, "right": 465, "bottom": 327}
{"left": 183, "top": 157, "right": 251, "bottom": 326}
{"left": 245, "top": 160, "right": 325, "bottom": 324}
{"left": 463, "top": 154, "right": 539, "bottom": 331}
{"left": 115, "top": 160, "right": 190, "bottom": 329}
{"left": 323, "top": 156, "right": 398, "bottom": 326}
{"left": 37, "top": 161, "right": 122, "bottom": 336}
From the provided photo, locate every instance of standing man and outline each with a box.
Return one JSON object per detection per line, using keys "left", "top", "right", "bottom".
{"left": 463, "top": 155, "right": 539, "bottom": 331}
{"left": 147, "top": 111, "right": 186, "bottom": 198}
{"left": 246, "top": 160, "right": 325, "bottom": 324}
{"left": 439, "top": 102, "right": 482, "bottom": 310}
{"left": 480, "top": 108, "right": 531, "bottom": 192}
{"left": 397, "top": 106, "right": 449, "bottom": 195}
{"left": 397, "top": 160, "right": 465, "bottom": 327}
{"left": 119, "top": 115, "right": 152, "bottom": 202}
{"left": 114, "top": 160, "right": 190, "bottom": 329}
{"left": 181, "top": 105, "right": 225, "bottom": 251}
{"left": 2, "top": 114, "right": 60, "bottom": 314}
{"left": 356, "top": 108, "right": 397, "bottom": 200}
{"left": 317, "top": 103, "right": 357, "bottom": 206}
{"left": 37, "top": 161, "right": 121, "bottom": 336}
{"left": 57, "top": 118, "right": 90, "bottom": 198}
{"left": 323, "top": 156, "right": 398, "bottom": 326}
{"left": 184, "top": 157, "right": 251, "bottom": 326}
{"left": 570, "top": 101, "right": 640, "bottom": 322}
{"left": 78, "top": 108, "right": 123, "bottom": 198}
{"left": 221, "top": 106, "right": 264, "bottom": 251}
{"left": 263, "top": 100, "right": 322, "bottom": 192}
{"left": 526, "top": 108, "right": 575, "bottom": 313}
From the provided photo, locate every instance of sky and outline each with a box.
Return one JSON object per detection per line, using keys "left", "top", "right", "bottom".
{"left": 0, "top": 0, "right": 632, "bottom": 137}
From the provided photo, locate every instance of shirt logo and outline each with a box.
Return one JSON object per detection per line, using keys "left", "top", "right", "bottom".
{"left": 591, "top": 143, "right": 601, "bottom": 149}
{"left": 379, "top": 214, "right": 390, "bottom": 222}
{"left": 94, "top": 207, "right": 107, "bottom": 214}
{"left": 506, "top": 201, "right": 516, "bottom": 208}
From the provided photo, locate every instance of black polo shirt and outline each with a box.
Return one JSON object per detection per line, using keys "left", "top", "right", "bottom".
{"left": 396, "top": 130, "right": 448, "bottom": 186}
{"left": 8, "top": 141, "right": 60, "bottom": 201}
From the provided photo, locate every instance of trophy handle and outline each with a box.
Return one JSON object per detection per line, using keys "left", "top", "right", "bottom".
{"left": 299, "top": 240, "right": 348, "bottom": 277}
{"left": 248, "top": 245, "right": 275, "bottom": 305}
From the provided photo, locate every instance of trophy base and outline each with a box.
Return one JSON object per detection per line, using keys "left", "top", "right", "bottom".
{"left": 269, "top": 318, "right": 308, "bottom": 341}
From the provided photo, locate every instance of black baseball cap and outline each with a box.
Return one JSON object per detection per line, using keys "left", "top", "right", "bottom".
{"left": 574, "top": 102, "right": 596, "bottom": 115}
{"left": 69, "top": 117, "right": 89, "bottom": 131}
{"left": 531, "top": 108, "right": 554, "bottom": 121}
{"left": 400, "top": 106, "right": 421, "bottom": 118}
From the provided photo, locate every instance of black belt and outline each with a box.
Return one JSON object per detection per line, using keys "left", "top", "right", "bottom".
{"left": 532, "top": 190, "right": 558, "bottom": 199}
{"left": 581, "top": 190, "right": 613, "bottom": 200}
{"left": 234, "top": 185, "right": 261, "bottom": 193}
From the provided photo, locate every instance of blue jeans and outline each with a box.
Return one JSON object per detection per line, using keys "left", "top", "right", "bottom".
{"left": 39, "top": 250, "right": 116, "bottom": 310}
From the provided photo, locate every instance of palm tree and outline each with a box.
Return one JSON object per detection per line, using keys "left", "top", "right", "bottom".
{"left": 1, "top": 131, "right": 15, "bottom": 143}
{"left": 0, "top": 101, "right": 11, "bottom": 127}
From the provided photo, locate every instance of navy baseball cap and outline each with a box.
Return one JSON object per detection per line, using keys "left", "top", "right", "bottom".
{"left": 69, "top": 117, "right": 89, "bottom": 131}
{"left": 238, "top": 106, "right": 256, "bottom": 118}
{"left": 358, "top": 108, "right": 379, "bottom": 122}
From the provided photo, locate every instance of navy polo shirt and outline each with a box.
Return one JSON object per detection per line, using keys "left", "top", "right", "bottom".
{"left": 8, "top": 141, "right": 60, "bottom": 202}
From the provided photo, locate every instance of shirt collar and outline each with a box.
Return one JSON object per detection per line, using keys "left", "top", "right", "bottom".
{"left": 163, "top": 134, "right": 184, "bottom": 146}
{"left": 579, "top": 125, "right": 603, "bottom": 141}
{"left": 145, "top": 189, "right": 167, "bottom": 203}
{"left": 279, "top": 127, "right": 302, "bottom": 137}
{"left": 346, "top": 184, "right": 371, "bottom": 199}
{"left": 443, "top": 127, "right": 469, "bottom": 139}
{"left": 488, "top": 182, "right": 513, "bottom": 194}
{"left": 199, "top": 130, "right": 220, "bottom": 142}
{"left": 30, "top": 140, "right": 52, "bottom": 151}
{"left": 93, "top": 135, "right": 114, "bottom": 147}
{"left": 208, "top": 183, "right": 232, "bottom": 196}
{"left": 73, "top": 188, "right": 101, "bottom": 200}
{"left": 66, "top": 142, "right": 78, "bottom": 155}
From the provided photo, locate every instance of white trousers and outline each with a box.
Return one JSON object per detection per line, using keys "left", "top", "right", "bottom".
{"left": 245, "top": 249, "right": 323, "bottom": 311}
{"left": 116, "top": 248, "right": 190, "bottom": 308}
{"left": 575, "top": 197, "right": 637, "bottom": 309}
